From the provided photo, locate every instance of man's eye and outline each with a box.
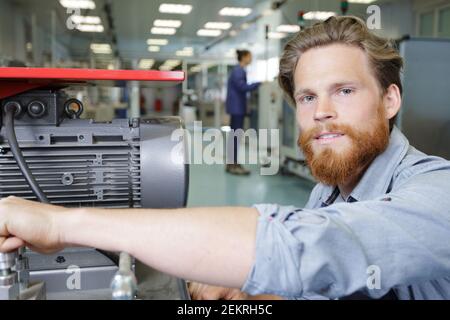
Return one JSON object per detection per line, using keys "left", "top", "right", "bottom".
{"left": 300, "top": 95, "right": 315, "bottom": 104}
{"left": 339, "top": 88, "right": 354, "bottom": 95}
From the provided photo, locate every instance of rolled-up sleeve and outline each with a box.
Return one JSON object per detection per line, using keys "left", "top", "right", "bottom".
{"left": 241, "top": 169, "right": 450, "bottom": 299}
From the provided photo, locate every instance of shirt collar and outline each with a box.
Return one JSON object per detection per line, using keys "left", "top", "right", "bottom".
{"left": 319, "top": 126, "right": 410, "bottom": 203}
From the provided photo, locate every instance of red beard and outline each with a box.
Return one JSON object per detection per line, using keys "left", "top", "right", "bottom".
{"left": 298, "top": 108, "right": 390, "bottom": 186}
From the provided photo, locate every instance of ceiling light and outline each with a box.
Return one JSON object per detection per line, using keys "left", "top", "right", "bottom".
{"left": 176, "top": 47, "right": 193, "bottom": 57}
{"left": 268, "top": 32, "right": 287, "bottom": 39}
{"left": 77, "top": 24, "right": 104, "bottom": 32}
{"left": 165, "top": 59, "right": 181, "bottom": 66}
{"left": 59, "top": 0, "right": 95, "bottom": 9}
{"left": 151, "top": 27, "right": 176, "bottom": 35}
{"left": 348, "top": 0, "right": 377, "bottom": 3}
{"left": 276, "top": 24, "right": 300, "bottom": 33}
{"left": 159, "top": 3, "right": 192, "bottom": 14}
{"left": 219, "top": 7, "right": 252, "bottom": 17}
{"left": 147, "top": 39, "right": 168, "bottom": 46}
{"left": 176, "top": 51, "right": 193, "bottom": 57}
{"left": 303, "top": 11, "right": 337, "bottom": 20}
{"left": 197, "top": 29, "right": 221, "bottom": 37}
{"left": 90, "top": 43, "right": 111, "bottom": 54}
{"left": 159, "top": 65, "right": 173, "bottom": 71}
{"left": 154, "top": 19, "right": 182, "bottom": 28}
{"left": 159, "top": 59, "right": 180, "bottom": 71}
{"left": 71, "top": 15, "right": 101, "bottom": 24}
{"left": 148, "top": 46, "right": 160, "bottom": 52}
{"left": 190, "top": 65, "right": 202, "bottom": 72}
{"left": 204, "top": 22, "right": 232, "bottom": 30}
{"left": 138, "top": 59, "right": 155, "bottom": 69}
{"left": 229, "top": 30, "right": 237, "bottom": 36}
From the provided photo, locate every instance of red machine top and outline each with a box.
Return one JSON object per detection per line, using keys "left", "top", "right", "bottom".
{"left": 0, "top": 67, "right": 185, "bottom": 99}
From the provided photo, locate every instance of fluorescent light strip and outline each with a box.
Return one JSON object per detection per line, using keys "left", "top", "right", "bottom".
{"left": 138, "top": 59, "right": 155, "bottom": 69}
{"left": 71, "top": 15, "right": 101, "bottom": 24}
{"left": 159, "top": 65, "right": 173, "bottom": 71}
{"left": 197, "top": 29, "right": 221, "bottom": 37}
{"left": 204, "top": 22, "right": 232, "bottom": 30}
{"left": 268, "top": 32, "right": 287, "bottom": 39}
{"left": 159, "top": 3, "right": 192, "bottom": 14}
{"left": 348, "top": 0, "right": 376, "bottom": 3}
{"left": 303, "top": 11, "right": 337, "bottom": 20}
{"left": 176, "top": 48, "right": 193, "bottom": 57}
{"left": 154, "top": 19, "right": 182, "bottom": 28}
{"left": 59, "top": 0, "right": 96, "bottom": 9}
{"left": 77, "top": 24, "right": 104, "bottom": 32}
{"left": 90, "top": 43, "right": 111, "bottom": 54}
{"left": 148, "top": 46, "right": 160, "bottom": 52}
{"left": 276, "top": 24, "right": 300, "bottom": 33}
{"left": 151, "top": 27, "right": 176, "bottom": 35}
{"left": 165, "top": 59, "right": 181, "bottom": 66}
{"left": 190, "top": 64, "right": 202, "bottom": 72}
{"left": 176, "top": 51, "right": 192, "bottom": 57}
{"left": 219, "top": 7, "right": 252, "bottom": 17}
{"left": 147, "top": 39, "right": 168, "bottom": 45}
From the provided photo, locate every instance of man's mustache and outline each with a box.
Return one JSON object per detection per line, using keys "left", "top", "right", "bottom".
{"left": 298, "top": 123, "right": 357, "bottom": 148}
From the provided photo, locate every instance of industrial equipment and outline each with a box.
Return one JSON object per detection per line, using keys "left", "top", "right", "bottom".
{"left": 279, "top": 98, "right": 314, "bottom": 181}
{"left": 0, "top": 67, "right": 189, "bottom": 300}
{"left": 257, "top": 81, "right": 282, "bottom": 167}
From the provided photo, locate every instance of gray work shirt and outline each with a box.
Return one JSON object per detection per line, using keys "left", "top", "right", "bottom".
{"left": 242, "top": 126, "right": 450, "bottom": 300}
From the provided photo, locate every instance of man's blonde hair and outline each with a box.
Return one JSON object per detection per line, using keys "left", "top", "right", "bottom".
{"left": 278, "top": 16, "right": 403, "bottom": 129}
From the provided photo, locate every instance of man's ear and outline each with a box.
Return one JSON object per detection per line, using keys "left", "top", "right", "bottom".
{"left": 383, "top": 84, "right": 402, "bottom": 120}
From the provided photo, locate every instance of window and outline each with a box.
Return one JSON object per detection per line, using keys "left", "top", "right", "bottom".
{"left": 419, "top": 11, "right": 434, "bottom": 37}
{"left": 438, "top": 7, "right": 450, "bottom": 38}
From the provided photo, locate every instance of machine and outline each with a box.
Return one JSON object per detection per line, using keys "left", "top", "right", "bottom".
{"left": 256, "top": 81, "right": 314, "bottom": 180}
{"left": 279, "top": 99, "right": 314, "bottom": 182}
{"left": 0, "top": 67, "right": 189, "bottom": 300}
{"left": 257, "top": 81, "right": 282, "bottom": 167}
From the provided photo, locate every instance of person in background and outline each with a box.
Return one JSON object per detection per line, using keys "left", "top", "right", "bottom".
{"left": 225, "top": 49, "right": 261, "bottom": 175}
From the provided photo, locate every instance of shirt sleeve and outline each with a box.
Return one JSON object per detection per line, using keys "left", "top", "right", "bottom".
{"left": 241, "top": 167, "right": 450, "bottom": 299}
{"left": 231, "top": 68, "right": 260, "bottom": 93}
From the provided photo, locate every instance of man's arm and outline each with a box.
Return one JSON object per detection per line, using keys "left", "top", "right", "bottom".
{"left": 242, "top": 168, "right": 450, "bottom": 299}
{"left": 232, "top": 69, "right": 260, "bottom": 93}
{"left": 0, "top": 197, "right": 258, "bottom": 289}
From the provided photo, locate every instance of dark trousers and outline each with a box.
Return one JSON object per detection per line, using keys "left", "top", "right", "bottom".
{"left": 229, "top": 114, "right": 245, "bottom": 164}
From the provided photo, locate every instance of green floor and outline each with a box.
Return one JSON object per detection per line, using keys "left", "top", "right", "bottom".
{"left": 187, "top": 163, "right": 316, "bottom": 208}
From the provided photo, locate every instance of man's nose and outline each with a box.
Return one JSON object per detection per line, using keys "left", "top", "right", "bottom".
{"left": 313, "top": 97, "right": 337, "bottom": 122}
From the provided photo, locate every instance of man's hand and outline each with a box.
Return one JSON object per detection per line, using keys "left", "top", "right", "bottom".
{"left": 188, "top": 282, "right": 249, "bottom": 300}
{"left": 0, "top": 196, "right": 65, "bottom": 253}
{"left": 188, "top": 282, "right": 285, "bottom": 300}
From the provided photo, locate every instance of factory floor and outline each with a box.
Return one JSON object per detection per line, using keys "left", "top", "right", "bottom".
{"left": 187, "top": 160, "right": 316, "bottom": 208}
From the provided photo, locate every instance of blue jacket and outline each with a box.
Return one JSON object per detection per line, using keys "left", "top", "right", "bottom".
{"left": 226, "top": 65, "right": 260, "bottom": 115}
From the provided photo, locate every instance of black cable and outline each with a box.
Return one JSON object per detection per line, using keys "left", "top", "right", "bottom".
{"left": 4, "top": 105, "right": 49, "bottom": 203}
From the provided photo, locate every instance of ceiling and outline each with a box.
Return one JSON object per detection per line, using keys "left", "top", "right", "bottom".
{"left": 9, "top": 0, "right": 399, "bottom": 69}
{"left": 10, "top": 0, "right": 271, "bottom": 67}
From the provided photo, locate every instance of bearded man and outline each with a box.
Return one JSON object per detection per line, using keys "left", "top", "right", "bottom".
{"left": 1, "top": 16, "right": 450, "bottom": 300}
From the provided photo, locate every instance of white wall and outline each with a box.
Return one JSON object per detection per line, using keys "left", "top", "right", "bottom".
{"left": 376, "top": 0, "right": 415, "bottom": 39}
